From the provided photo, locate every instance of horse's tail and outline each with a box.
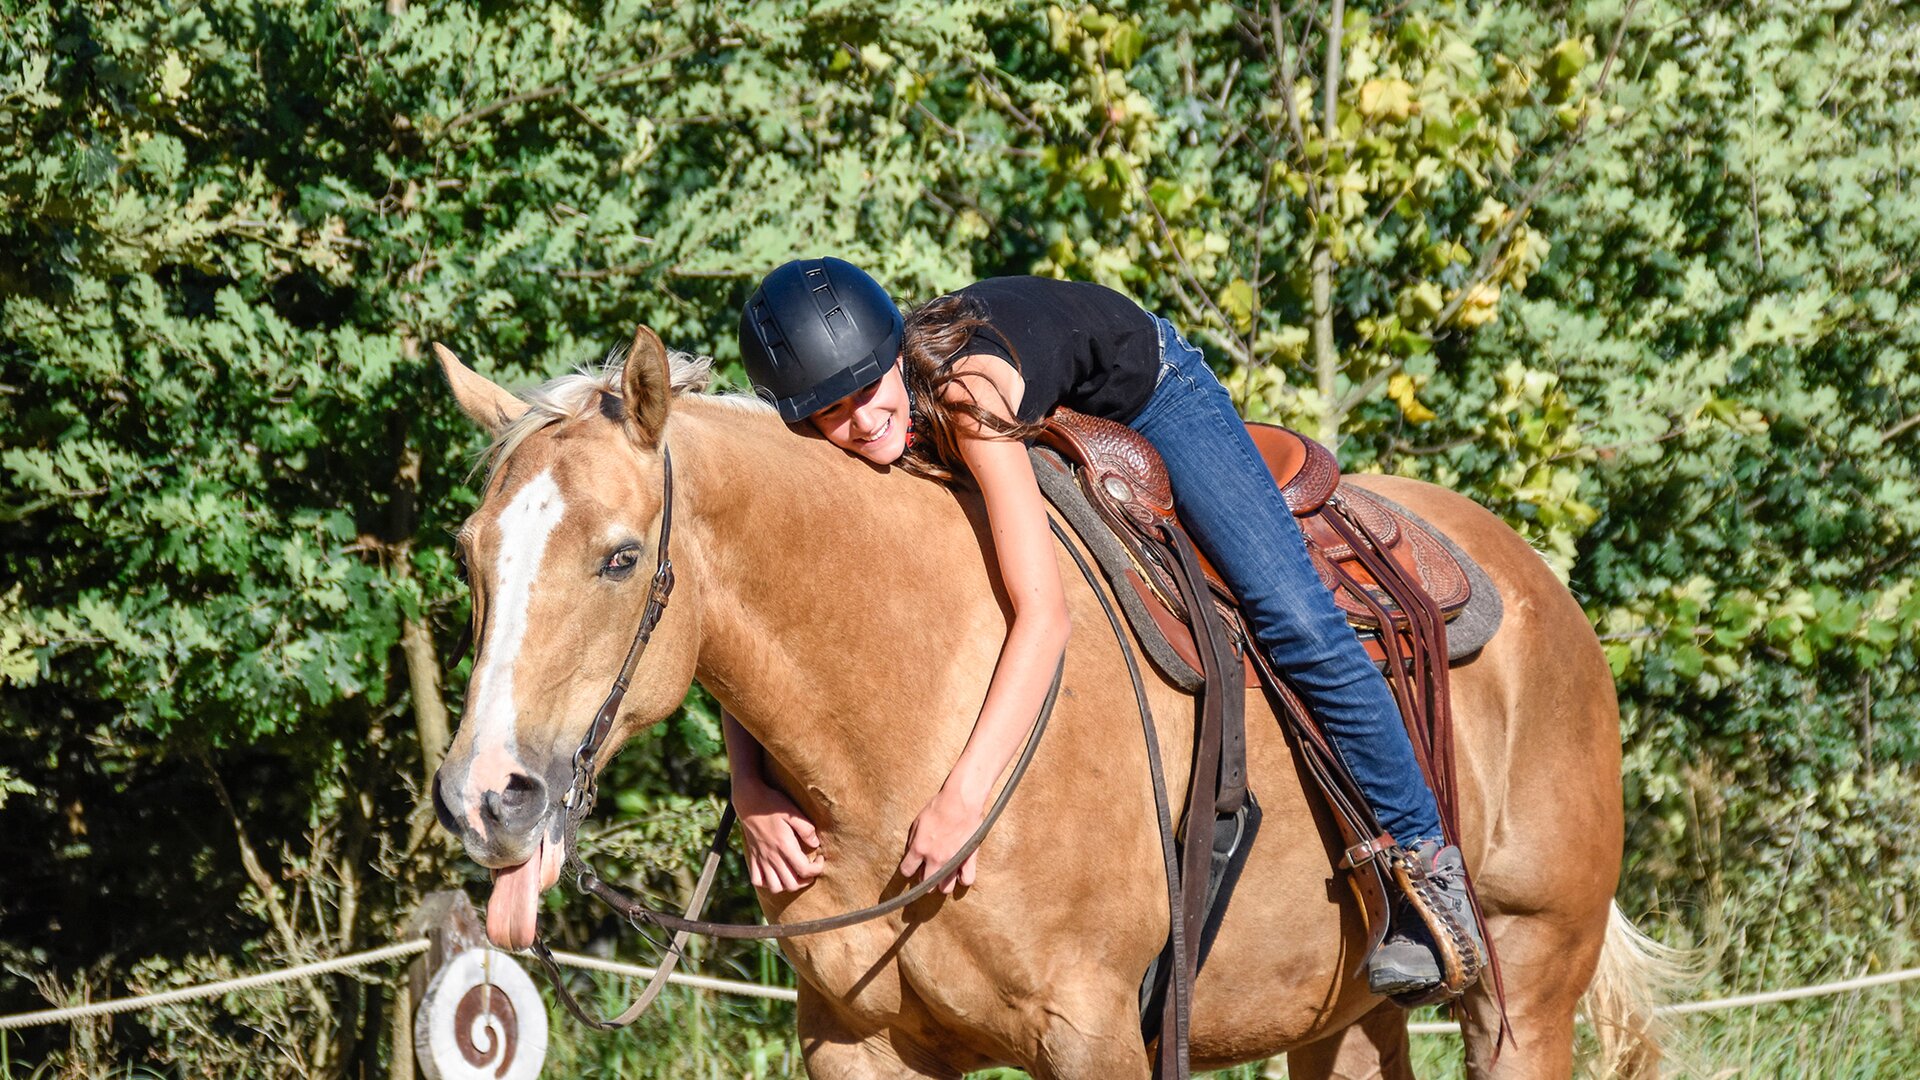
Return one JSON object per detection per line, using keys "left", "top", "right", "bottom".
{"left": 1580, "top": 901, "right": 1691, "bottom": 1078}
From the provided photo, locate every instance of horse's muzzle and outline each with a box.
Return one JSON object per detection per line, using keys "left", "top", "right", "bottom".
{"left": 434, "top": 757, "right": 554, "bottom": 867}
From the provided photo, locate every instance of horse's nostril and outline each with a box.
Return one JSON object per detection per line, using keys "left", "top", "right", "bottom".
{"left": 500, "top": 771, "right": 545, "bottom": 810}
{"left": 479, "top": 772, "right": 547, "bottom": 826}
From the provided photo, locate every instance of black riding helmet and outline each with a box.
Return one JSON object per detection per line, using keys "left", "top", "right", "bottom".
{"left": 739, "top": 258, "right": 904, "bottom": 423}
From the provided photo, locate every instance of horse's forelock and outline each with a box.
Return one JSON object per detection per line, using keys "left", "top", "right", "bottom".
{"left": 480, "top": 345, "right": 770, "bottom": 484}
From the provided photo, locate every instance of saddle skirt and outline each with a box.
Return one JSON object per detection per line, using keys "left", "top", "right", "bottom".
{"left": 1034, "top": 410, "right": 1472, "bottom": 685}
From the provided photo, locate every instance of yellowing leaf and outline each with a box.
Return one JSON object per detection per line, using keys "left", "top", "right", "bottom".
{"left": 1398, "top": 280, "right": 1444, "bottom": 323}
{"left": 158, "top": 52, "right": 191, "bottom": 102}
{"left": 1357, "top": 78, "right": 1418, "bottom": 122}
{"left": 1257, "top": 325, "right": 1311, "bottom": 364}
{"left": 1471, "top": 196, "right": 1509, "bottom": 239}
{"left": 1387, "top": 372, "right": 1437, "bottom": 423}
{"left": 1546, "top": 39, "right": 1590, "bottom": 82}
{"left": 1452, "top": 282, "right": 1502, "bottom": 327}
{"left": 1218, "top": 279, "right": 1254, "bottom": 332}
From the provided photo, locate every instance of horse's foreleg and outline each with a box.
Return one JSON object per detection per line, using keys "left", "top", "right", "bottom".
{"left": 1028, "top": 999, "right": 1153, "bottom": 1080}
{"left": 797, "top": 984, "right": 961, "bottom": 1080}
{"left": 1285, "top": 1002, "right": 1416, "bottom": 1080}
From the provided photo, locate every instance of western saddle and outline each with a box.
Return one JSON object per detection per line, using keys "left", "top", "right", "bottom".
{"left": 1033, "top": 408, "right": 1494, "bottom": 1079}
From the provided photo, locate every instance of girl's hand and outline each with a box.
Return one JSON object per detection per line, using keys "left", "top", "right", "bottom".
{"left": 734, "top": 779, "right": 822, "bottom": 894}
{"left": 899, "top": 787, "right": 987, "bottom": 893}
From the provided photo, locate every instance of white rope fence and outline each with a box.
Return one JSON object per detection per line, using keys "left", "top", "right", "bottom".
{"left": 0, "top": 940, "right": 799, "bottom": 1030}
{"left": 1404, "top": 965, "right": 1920, "bottom": 1036}
{"left": 543, "top": 950, "right": 798, "bottom": 1003}
{"left": 0, "top": 940, "right": 431, "bottom": 1031}
{"left": 2, "top": 940, "right": 1914, "bottom": 1033}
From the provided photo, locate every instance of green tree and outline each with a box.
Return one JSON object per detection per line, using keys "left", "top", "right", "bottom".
{"left": 4, "top": 0, "right": 1918, "bottom": 1074}
{"left": 0, "top": 0, "right": 1029, "bottom": 1071}
{"left": 1470, "top": 0, "right": 1920, "bottom": 985}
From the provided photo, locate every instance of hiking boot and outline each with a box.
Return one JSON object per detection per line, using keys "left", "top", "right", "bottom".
{"left": 1366, "top": 840, "right": 1487, "bottom": 1002}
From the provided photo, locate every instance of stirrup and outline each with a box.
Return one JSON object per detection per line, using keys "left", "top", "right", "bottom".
{"left": 1383, "top": 846, "right": 1485, "bottom": 1005}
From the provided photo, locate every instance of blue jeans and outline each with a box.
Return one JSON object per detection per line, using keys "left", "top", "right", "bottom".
{"left": 1125, "top": 318, "right": 1444, "bottom": 847}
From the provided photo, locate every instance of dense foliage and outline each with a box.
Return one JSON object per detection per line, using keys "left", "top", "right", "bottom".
{"left": 1, "top": 0, "right": 1914, "bottom": 1074}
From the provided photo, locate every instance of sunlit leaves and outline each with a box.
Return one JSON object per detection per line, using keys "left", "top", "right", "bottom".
{"left": 1, "top": 0, "right": 1915, "bottom": 1049}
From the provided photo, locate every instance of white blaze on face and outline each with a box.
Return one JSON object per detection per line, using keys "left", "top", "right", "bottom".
{"left": 464, "top": 468, "right": 566, "bottom": 831}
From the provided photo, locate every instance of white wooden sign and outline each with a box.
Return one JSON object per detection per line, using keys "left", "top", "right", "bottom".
{"left": 414, "top": 947, "right": 548, "bottom": 1080}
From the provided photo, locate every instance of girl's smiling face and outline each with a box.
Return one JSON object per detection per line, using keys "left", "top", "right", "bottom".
{"left": 809, "top": 363, "right": 910, "bottom": 464}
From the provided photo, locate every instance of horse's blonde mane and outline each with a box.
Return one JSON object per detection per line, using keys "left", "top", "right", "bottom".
{"left": 485, "top": 342, "right": 773, "bottom": 479}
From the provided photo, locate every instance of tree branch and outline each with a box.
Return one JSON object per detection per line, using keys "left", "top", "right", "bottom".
{"left": 1428, "top": 0, "right": 1641, "bottom": 334}
{"left": 971, "top": 68, "right": 1046, "bottom": 137}
{"left": 201, "top": 756, "right": 335, "bottom": 1029}
{"left": 1311, "top": 0, "right": 1345, "bottom": 442}
{"left": 1391, "top": 434, "right": 1477, "bottom": 456}
{"left": 390, "top": 337, "right": 451, "bottom": 786}
{"left": 1139, "top": 179, "right": 1251, "bottom": 367}
{"left": 1272, "top": 0, "right": 1323, "bottom": 218}
{"left": 1881, "top": 410, "right": 1920, "bottom": 443}
{"left": 434, "top": 44, "right": 704, "bottom": 141}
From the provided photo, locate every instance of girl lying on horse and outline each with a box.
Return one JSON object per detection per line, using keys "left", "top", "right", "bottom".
{"left": 723, "top": 258, "right": 1483, "bottom": 1000}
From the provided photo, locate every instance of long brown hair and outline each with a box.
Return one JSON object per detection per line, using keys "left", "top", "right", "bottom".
{"left": 896, "top": 293, "right": 1045, "bottom": 483}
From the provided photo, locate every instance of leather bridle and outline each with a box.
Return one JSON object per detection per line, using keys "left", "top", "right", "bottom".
{"left": 554, "top": 448, "right": 678, "bottom": 825}
{"left": 524, "top": 444, "right": 1072, "bottom": 1031}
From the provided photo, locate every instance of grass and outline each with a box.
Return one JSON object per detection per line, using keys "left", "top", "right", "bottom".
{"left": 1635, "top": 993, "right": 1920, "bottom": 1079}
{"left": 542, "top": 978, "right": 1920, "bottom": 1079}
{"left": 540, "top": 955, "right": 800, "bottom": 1079}
{"left": 16, "top": 935, "right": 1915, "bottom": 1078}
{"left": 5, "top": 968, "right": 1916, "bottom": 1077}
{"left": 1394, "top": 991, "right": 1920, "bottom": 1079}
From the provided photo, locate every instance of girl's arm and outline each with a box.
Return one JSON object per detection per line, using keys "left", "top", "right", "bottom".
{"left": 898, "top": 365, "right": 1071, "bottom": 892}
{"left": 723, "top": 709, "right": 822, "bottom": 893}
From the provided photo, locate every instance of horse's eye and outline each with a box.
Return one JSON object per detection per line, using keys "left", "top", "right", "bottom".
{"left": 601, "top": 546, "right": 641, "bottom": 580}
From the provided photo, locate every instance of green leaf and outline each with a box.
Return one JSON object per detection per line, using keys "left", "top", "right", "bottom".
{"left": 157, "top": 52, "right": 192, "bottom": 102}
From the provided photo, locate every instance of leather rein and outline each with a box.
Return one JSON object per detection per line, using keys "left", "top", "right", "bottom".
{"left": 526, "top": 445, "right": 1073, "bottom": 1030}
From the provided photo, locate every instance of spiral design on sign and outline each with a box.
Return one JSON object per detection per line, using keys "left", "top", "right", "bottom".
{"left": 416, "top": 947, "right": 545, "bottom": 1080}
{"left": 453, "top": 982, "right": 518, "bottom": 1079}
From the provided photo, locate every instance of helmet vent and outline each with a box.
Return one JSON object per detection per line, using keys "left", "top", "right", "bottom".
{"left": 820, "top": 306, "right": 850, "bottom": 341}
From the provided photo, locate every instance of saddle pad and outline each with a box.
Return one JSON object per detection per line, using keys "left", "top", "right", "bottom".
{"left": 1357, "top": 489, "right": 1502, "bottom": 661}
{"left": 1038, "top": 409, "right": 1471, "bottom": 634}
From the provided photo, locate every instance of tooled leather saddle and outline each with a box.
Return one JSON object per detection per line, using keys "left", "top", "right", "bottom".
{"left": 1033, "top": 408, "right": 1496, "bottom": 1077}
{"left": 1039, "top": 413, "right": 1471, "bottom": 680}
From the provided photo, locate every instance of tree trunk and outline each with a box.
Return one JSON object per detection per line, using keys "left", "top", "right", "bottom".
{"left": 1311, "top": 246, "right": 1339, "bottom": 445}
{"left": 1312, "top": 0, "right": 1345, "bottom": 446}
{"left": 390, "top": 334, "right": 451, "bottom": 784}
{"left": 400, "top": 600, "right": 451, "bottom": 780}
{"left": 388, "top": 981, "right": 417, "bottom": 1080}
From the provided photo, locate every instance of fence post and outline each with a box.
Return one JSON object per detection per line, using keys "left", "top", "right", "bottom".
{"left": 391, "top": 890, "right": 484, "bottom": 1080}
{"left": 403, "top": 890, "right": 547, "bottom": 1080}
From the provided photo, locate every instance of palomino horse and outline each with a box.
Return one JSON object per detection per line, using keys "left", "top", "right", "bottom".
{"left": 430, "top": 326, "right": 1669, "bottom": 1079}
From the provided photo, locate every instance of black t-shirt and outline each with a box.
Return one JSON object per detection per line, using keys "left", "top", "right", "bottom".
{"left": 946, "top": 277, "right": 1160, "bottom": 423}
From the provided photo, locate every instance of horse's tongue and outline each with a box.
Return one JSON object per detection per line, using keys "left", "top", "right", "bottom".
{"left": 486, "top": 839, "right": 544, "bottom": 951}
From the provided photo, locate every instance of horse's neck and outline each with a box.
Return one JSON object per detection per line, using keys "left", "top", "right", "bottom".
{"left": 673, "top": 401, "right": 987, "bottom": 817}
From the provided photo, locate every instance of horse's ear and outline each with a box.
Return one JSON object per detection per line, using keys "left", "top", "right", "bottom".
{"left": 433, "top": 343, "right": 528, "bottom": 436}
{"left": 620, "top": 325, "right": 672, "bottom": 449}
